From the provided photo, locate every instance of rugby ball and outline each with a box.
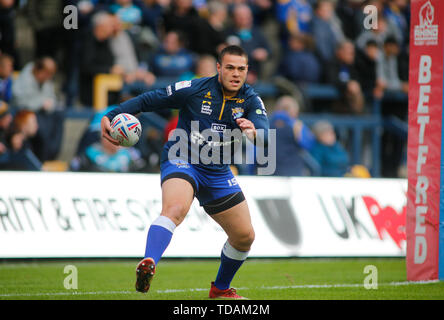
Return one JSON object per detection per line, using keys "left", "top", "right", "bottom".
{"left": 110, "top": 113, "right": 142, "bottom": 147}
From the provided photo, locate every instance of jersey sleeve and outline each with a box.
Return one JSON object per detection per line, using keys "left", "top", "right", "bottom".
{"left": 105, "top": 80, "right": 194, "bottom": 120}
{"left": 245, "top": 95, "right": 269, "bottom": 147}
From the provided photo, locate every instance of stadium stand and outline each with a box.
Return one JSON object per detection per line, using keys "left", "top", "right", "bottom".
{"left": 0, "top": 0, "right": 409, "bottom": 178}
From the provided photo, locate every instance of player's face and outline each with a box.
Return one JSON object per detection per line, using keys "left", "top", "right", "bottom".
{"left": 217, "top": 54, "right": 248, "bottom": 95}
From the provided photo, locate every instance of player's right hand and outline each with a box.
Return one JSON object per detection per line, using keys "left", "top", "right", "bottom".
{"left": 101, "top": 116, "right": 120, "bottom": 146}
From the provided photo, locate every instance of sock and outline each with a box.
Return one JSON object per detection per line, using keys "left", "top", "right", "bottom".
{"left": 144, "top": 216, "right": 176, "bottom": 264}
{"left": 214, "top": 240, "right": 249, "bottom": 290}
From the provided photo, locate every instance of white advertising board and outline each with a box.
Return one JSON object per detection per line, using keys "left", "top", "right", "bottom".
{"left": 0, "top": 172, "right": 406, "bottom": 258}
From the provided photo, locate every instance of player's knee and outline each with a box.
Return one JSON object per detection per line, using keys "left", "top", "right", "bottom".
{"left": 161, "top": 203, "right": 189, "bottom": 226}
{"left": 233, "top": 229, "right": 255, "bottom": 251}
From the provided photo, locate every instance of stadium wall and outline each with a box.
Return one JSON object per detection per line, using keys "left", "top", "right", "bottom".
{"left": 0, "top": 172, "right": 406, "bottom": 258}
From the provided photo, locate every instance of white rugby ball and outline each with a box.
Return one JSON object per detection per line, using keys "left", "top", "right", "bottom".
{"left": 110, "top": 113, "right": 142, "bottom": 147}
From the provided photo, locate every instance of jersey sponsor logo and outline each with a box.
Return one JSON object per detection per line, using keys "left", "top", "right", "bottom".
{"left": 211, "top": 123, "right": 227, "bottom": 133}
{"left": 201, "top": 100, "right": 212, "bottom": 115}
{"left": 231, "top": 107, "right": 244, "bottom": 120}
{"left": 175, "top": 80, "right": 192, "bottom": 91}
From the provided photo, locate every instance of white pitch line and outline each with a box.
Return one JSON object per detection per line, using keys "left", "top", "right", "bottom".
{"left": 0, "top": 280, "right": 439, "bottom": 298}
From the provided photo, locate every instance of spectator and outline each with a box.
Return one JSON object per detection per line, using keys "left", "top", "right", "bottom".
{"left": 110, "top": 0, "right": 143, "bottom": 31}
{"left": 278, "top": 33, "right": 321, "bottom": 84}
{"left": 355, "top": 14, "right": 402, "bottom": 52}
{"left": 270, "top": 95, "right": 315, "bottom": 176}
{"left": 12, "top": 56, "right": 64, "bottom": 162}
{"left": 275, "top": 0, "right": 313, "bottom": 39}
{"left": 354, "top": 39, "right": 379, "bottom": 98}
{"left": 326, "top": 40, "right": 365, "bottom": 113}
{"left": 179, "top": 54, "right": 217, "bottom": 81}
{"left": 0, "top": 0, "right": 18, "bottom": 66}
{"left": 162, "top": 0, "right": 202, "bottom": 52}
{"left": 310, "top": 120, "right": 349, "bottom": 177}
{"left": 190, "top": 0, "right": 228, "bottom": 58}
{"left": 150, "top": 30, "right": 195, "bottom": 78}
{"left": 109, "top": 14, "right": 156, "bottom": 99}
{"left": 383, "top": 0, "right": 409, "bottom": 48}
{"left": 2, "top": 109, "right": 42, "bottom": 170}
{"left": 225, "top": 3, "right": 271, "bottom": 83}
{"left": 80, "top": 11, "right": 123, "bottom": 106}
{"left": 0, "top": 101, "right": 12, "bottom": 164}
{"left": 25, "top": 0, "right": 64, "bottom": 59}
{"left": 376, "top": 36, "right": 408, "bottom": 96}
{"left": 311, "top": 0, "right": 345, "bottom": 66}
{"left": 0, "top": 53, "right": 13, "bottom": 104}
{"left": 12, "top": 57, "right": 57, "bottom": 112}
{"left": 140, "top": 0, "right": 168, "bottom": 36}
{"left": 82, "top": 137, "right": 145, "bottom": 172}
{"left": 335, "top": 0, "right": 366, "bottom": 42}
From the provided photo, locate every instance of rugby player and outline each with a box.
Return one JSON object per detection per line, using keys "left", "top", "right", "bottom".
{"left": 101, "top": 45, "right": 269, "bottom": 299}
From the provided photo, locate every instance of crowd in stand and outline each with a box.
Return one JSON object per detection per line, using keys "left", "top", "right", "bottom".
{"left": 0, "top": 0, "right": 409, "bottom": 177}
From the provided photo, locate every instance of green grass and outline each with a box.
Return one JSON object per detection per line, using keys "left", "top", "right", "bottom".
{"left": 0, "top": 258, "right": 443, "bottom": 300}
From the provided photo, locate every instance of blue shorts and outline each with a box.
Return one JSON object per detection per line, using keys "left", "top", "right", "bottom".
{"left": 160, "top": 159, "right": 244, "bottom": 214}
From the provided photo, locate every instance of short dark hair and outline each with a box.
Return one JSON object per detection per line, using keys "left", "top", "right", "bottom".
{"left": 218, "top": 45, "right": 248, "bottom": 64}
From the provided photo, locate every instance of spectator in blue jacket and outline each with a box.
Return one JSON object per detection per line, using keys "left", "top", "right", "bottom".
{"left": 150, "top": 30, "right": 195, "bottom": 79}
{"left": 270, "top": 95, "right": 315, "bottom": 176}
{"left": 310, "top": 120, "right": 349, "bottom": 177}
{"left": 279, "top": 33, "right": 321, "bottom": 84}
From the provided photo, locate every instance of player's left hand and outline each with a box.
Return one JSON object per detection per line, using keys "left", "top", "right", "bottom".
{"left": 236, "top": 118, "right": 256, "bottom": 141}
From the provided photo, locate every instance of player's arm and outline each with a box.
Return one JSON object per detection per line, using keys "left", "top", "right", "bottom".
{"left": 101, "top": 81, "right": 193, "bottom": 145}
{"left": 236, "top": 96, "right": 269, "bottom": 147}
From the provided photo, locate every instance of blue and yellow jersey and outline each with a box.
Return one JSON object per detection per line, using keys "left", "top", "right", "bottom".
{"left": 106, "top": 75, "right": 269, "bottom": 171}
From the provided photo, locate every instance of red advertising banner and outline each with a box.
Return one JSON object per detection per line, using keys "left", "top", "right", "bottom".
{"left": 407, "top": 0, "right": 443, "bottom": 280}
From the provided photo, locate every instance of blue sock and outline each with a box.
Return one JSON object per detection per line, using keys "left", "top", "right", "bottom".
{"left": 144, "top": 216, "right": 176, "bottom": 264}
{"left": 214, "top": 241, "right": 249, "bottom": 290}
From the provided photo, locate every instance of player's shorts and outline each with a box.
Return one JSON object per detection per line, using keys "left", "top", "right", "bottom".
{"left": 160, "top": 159, "right": 245, "bottom": 215}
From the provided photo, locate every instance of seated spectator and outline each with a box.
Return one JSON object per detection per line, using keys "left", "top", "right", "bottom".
{"left": 110, "top": 0, "right": 143, "bottom": 31}
{"left": 278, "top": 33, "right": 321, "bottom": 84}
{"left": 150, "top": 30, "right": 195, "bottom": 78}
{"left": 355, "top": 15, "right": 402, "bottom": 52}
{"left": 375, "top": 36, "right": 408, "bottom": 96}
{"left": 179, "top": 54, "right": 217, "bottom": 81}
{"left": 1, "top": 109, "right": 42, "bottom": 170}
{"left": 12, "top": 56, "right": 64, "bottom": 162}
{"left": 190, "top": 0, "right": 228, "bottom": 57}
{"left": 0, "top": 101, "right": 12, "bottom": 165}
{"left": 0, "top": 0, "right": 17, "bottom": 63}
{"left": 383, "top": 0, "right": 409, "bottom": 47}
{"left": 225, "top": 3, "right": 271, "bottom": 84}
{"left": 0, "top": 53, "right": 13, "bottom": 104}
{"left": 83, "top": 137, "right": 145, "bottom": 172}
{"left": 275, "top": 0, "right": 313, "bottom": 40}
{"left": 310, "top": 120, "right": 349, "bottom": 177}
{"left": 311, "top": 0, "right": 345, "bottom": 66}
{"left": 326, "top": 40, "right": 365, "bottom": 114}
{"left": 336, "top": 0, "right": 365, "bottom": 42}
{"left": 80, "top": 11, "right": 123, "bottom": 106}
{"left": 109, "top": 14, "right": 156, "bottom": 99}
{"left": 354, "top": 39, "right": 380, "bottom": 98}
{"left": 161, "top": 0, "right": 202, "bottom": 53}
{"left": 12, "top": 56, "right": 57, "bottom": 112}
{"left": 270, "top": 95, "right": 315, "bottom": 176}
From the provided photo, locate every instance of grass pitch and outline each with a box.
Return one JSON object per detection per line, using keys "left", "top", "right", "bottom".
{"left": 0, "top": 258, "right": 443, "bottom": 300}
